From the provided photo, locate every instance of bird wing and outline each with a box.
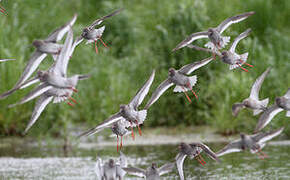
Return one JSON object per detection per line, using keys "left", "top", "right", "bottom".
{"left": 229, "top": 28, "right": 252, "bottom": 52}
{"left": 190, "top": 142, "right": 220, "bottom": 162}
{"left": 11, "top": 51, "right": 47, "bottom": 90}
{"left": 216, "top": 140, "right": 243, "bottom": 157}
{"left": 251, "top": 127, "right": 284, "bottom": 144}
{"left": 24, "top": 94, "right": 53, "bottom": 134}
{"left": 284, "top": 88, "right": 290, "bottom": 98}
{"left": 254, "top": 104, "right": 283, "bottom": 132}
{"left": 8, "top": 84, "right": 52, "bottom": 108}
{"left": 0, "top": 77, "right": 40, "bottom": 100}
{"left": 88, "top": 8, "right": 123, "bottom": 30}
{"left": 249, "top": 67, "right": 271, "bottom": 100}
{"left": 175, "top": 152, "right": 187, "bottom": 180}
{"left": 78, "top": 113, "right": 123, "bottom": 138}
{"left": 158, "top": 162, "right": 175, "bottom": 176}
{"left": 144, "top": 79, "right": 173, "bottom": 109}
{"left": 178, "top": 57, "right": 213, "bottom": 75}
{"left": 95, "top": 158, "right": 104, "bottom": 179}
{"left": 232, "top": 103, "right": 245, "bottom": 117}
{"left": 45, "top": 14, "right": 77, "bottom": 42}
{"left": 51, "top": 28, "right": 73, "bottom": 77}
{"left": 129, "top": 70, "right": 155, "bottom": 109}
{"left": 216, "top": 11, "right": 255, "bottom": 34}
{"left": 0, "top": 59, "right": 16, "bottom": 62}
{"left": 122, "top": 167, "right": 146, "bottom": 177}
{"left": 172, "top": 31, "right": 208, "bottom": 52}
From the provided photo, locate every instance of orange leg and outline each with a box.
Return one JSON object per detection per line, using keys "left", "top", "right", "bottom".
{"left": 258, "top": 149, "right": 268, "bottom": 159}
{"left": 191, "top": 89, "right": 198, "bottom": 99}
{"left": 196, "top": 156, "right": 204, "bottom": 166}
{"left": 69, "top": 97, "right": 77, "bottom": 104}
{"left": 237, "top": 63, "right": 248, "bottom": 72}
{"left": 239, "top": 59, "right": 253, "bottom": 67}
{"left": 135, "top": 120, "right": 142, "bottom": 136}
{"left": 120, "top": 136, "right": 123, "bottom": 149}
{"left": 67, "top": 102, "right": 74, "bottom": 107}
{"left": 199, "top": 154, "right": 206, "bottom": 164}
{"left": 117, "top": 135, "right": 119, "bottom": 152}
{"left": 130, "top": 122, "right": 135, "bottom": 140}
{"left": 94, "top": 40, "right": 99, "bottom": 54}
{"left": 0, "top": 5, "right": 7, "bottom": 16}
{"left": 181, "top": 87, "right": 192, "bottom": 103}
{"left": 99, "top": 38, "right": 108, "bottom": 48}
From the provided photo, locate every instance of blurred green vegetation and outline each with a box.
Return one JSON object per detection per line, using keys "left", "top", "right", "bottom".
{"left": 0, "top": 0, "right": 289, "bottom": 137}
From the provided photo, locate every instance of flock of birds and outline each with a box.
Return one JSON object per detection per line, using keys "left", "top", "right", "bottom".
{"left": 0, "top": 5, "right": 289, "bottom": 180}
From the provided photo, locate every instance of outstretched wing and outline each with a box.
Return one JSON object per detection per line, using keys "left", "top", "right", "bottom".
{"left": 254, "top": 104, "right": 283, "bottom": 133}
{"left": 122, "top": 167, "right": 146, "bottom": 177}
{"left": 158, "top": 162, "right": 175, "bottom": 176}
{"left": 88, "top": 8, "right": 123, "bottom": 30}
{"left": 251, "top": 127, "right": 284, "bottom": 144}
{"left": 172, "top": 31, "right": 208, "bottom": 52}
{"left": 175, "top": 153, "right": 187, "bottom": 180}
{"left": 24, "top": 94, "right": 53, "bottom": 134}
{"left": 78, "top": 113, "right": 123, "bottom": 138}
{"left": 230, "top": 28, "right": 251, "bottom": 52}
{"left": 51, "top": 28, "right": 73, "bottom": 77}
{"left": 129, "top": 70, "right": 155, "bottom": 109}
{"left": 8, "top": 84, "right": 52, "bottom": 108}
{"left": 216, "top": 140, "right": 242, "bottom": 157}
{"left": 45, "top": 14, "right": 77, "bottom": 42}
{"left": 190, "top": 142, "right": 220, "bottom": 162}
{"left": 232, "top": 103, "right": 245, "bottom": 117}
{"left": 216, "top": 11, "right": 255, "bottom": 34}
{"left": 178, "top": 57, "right": 213, "bottom": 75}
{"left": 95, "top": 158, "right": 104, "bottom": 179}
{"left": 144, "top": 79, "right": 173, "bottom": 109}
{"left": 249, "top": 67, "right": 271, "bottom": 100}
{"left": 0, "top": 59, "right": 16, "bottom": 62}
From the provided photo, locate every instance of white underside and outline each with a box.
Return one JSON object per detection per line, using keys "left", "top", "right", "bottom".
{"left": 173, "top": 76, "right": 197, "bottom": 93}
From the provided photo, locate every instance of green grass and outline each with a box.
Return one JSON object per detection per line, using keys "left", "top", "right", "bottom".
{"left": 0, "top": 0, "right": 289, "bottom": 137}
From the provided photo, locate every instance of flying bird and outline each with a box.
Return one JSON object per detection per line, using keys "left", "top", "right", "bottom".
{"left": 77, "top": 8, "right": 123, "bottom": 53}
{"left": 255, "top": 88, "right": 290, "bottom": 132}
{"left": 176, "top": 142, "right": 220, "bottom": 180}
{"left": 187, "top": 28, "right": 253, "bottom": 72}
{"left": 145, "top": 57, "right": 212, "bottom": 108}
{"left": 95, "top": 151, "right": 127, "bottom": 180}
{"left": 8, "top": 28, "right": 89, "bottom": 133}
{"left": 172, "top": 11, "right": 255, "bottom": 52}
{"left": 216, "top": 127, "right": 284, "bottom": 159}
{"left": 232, "top": 67, "right": 271, "bottom": 117}
{"left": 123, "top": 162, "right": 174, "bottom": 180}
{"left": 0, "top": 14, "right": 77, "bottom": 100}
{"left": 78, "top": 70, "right": 155, "bottom": 148}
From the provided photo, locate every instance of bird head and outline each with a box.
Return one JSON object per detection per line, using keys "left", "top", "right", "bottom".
{"left": 240, "top": 133, "right": 246, "bottom": 139}
{"left": 81, "top": 27, "right": 90, "bottom": 38}
{"left": 32, "top": 40, "right": 43, "bottom": 48}
{"left": 108, "top": 159, "right": 114, "bottom": 168}
{"left": 151, "top": 163, "right": 157, "bottom": 169}
{"left": 208, "top": 28, "right": 214, "bottom": 36}
{"left": 37, "top": 70, "right": 48, "bottom": 82}
{"left": 168, "top": 68, "right": 175, "bottom": 77}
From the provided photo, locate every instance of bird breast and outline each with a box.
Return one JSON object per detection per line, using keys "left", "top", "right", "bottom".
{"left": 221, "top": 52, "right": 238, "bottom": 65}
{"left": 37, "top": 42, "right": 62, "bottom": 54}
{"left": 47, "top": 74, "right": 77, "bottom": 88}
{"left": 83, "top": 29, "right": 99, "bottom": 40}
{"left": 208, "top": 30, "right": 222, "bottom": 46}
{"left": 169, "top": 72, "right": 189, "bottom": 86}
{"left": 277, "top": 98, "right": 290, "bottom": 110}
{"left": 121, "top": 107, "right": 138, "bottom": 121}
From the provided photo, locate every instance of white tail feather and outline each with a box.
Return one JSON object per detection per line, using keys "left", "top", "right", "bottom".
{"left": 253, "top": 109, "right": 263, "bottom": 116}
{"left": 286, "top": 111, "right": 290, "bottom": 117}
{"left": 221, "top": 36, "right": 230, "bottom": 48}
{"left": 240, "top": 52, "right": 248, "bottom": 63}
{"left": 204, "top": 41, "right": 215, "bottom": 50}
{"left": 260, "top": 98, "right": 269, "bottom": 107}
{"left": 137, "top": 110, "right": 147, "bottom": 124}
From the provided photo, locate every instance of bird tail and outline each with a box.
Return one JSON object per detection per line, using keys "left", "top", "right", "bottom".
{"left": 221, "top": 36, "right": 230, "bottom": 48}
{"left": 137, "top": 110, "right": 147, "bottom": 124}
{"left": 286, "top": 111, "right": 290, "bottom": 117}
{"left": 240, "top": 52, "right": 249, "bottom": 63}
